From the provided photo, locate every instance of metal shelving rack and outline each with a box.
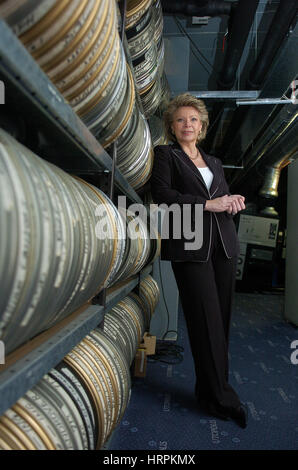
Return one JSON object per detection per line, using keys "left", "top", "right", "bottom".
{"left": 0, "top": 17, "right": 152, "bottom": 417}
{"left": 0, "top": 19, "right": 143, "bottom": 204}
{"left": 0, "top": 264, "right": 152, "bottom": 417}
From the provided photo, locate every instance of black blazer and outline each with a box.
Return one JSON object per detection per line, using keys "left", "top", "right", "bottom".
{"left": 150, "top": 143, "right": 240, "bottom": 262}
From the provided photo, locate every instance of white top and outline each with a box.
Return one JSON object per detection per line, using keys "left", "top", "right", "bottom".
{"left": 197, "top": 166, "right": 214, "bottom": 190}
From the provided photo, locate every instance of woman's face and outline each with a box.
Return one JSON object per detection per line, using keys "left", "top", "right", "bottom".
{"left": 171, "top": 106, "right": 202, "bottom": 145}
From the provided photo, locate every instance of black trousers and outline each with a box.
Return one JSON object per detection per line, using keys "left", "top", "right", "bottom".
{"left": 171, "top": 222, "right": 241, "bottom": 409}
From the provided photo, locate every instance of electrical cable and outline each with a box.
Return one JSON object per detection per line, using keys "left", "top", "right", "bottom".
{"left": 157, "top": 255, "right": 179, "bottom": 339}
{"left": 173, "top": 16, "right": 214, "bottom": 73}
{"left": 146, "top": 257, "right": 183, "bottom": 365}
{"left": 174, "top": 16, "right": 214, "bottom": 69}
{"left": 147, "top": 340, "right": 184, "bottom": 365}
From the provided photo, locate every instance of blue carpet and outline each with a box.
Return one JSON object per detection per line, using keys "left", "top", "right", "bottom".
{"left": 109, "top": 293, "right": 298, "bottom": 450}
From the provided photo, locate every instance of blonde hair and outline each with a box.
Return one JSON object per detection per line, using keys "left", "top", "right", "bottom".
{"left": 163, "top": 93, "right": 209, "bottom": 144}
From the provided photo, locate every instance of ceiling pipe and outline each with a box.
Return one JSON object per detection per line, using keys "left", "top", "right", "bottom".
{"left": 161, "top": 0, "right": 260, "bottom": 153}
{"left": 219, "top": 0, "right": 298, "bottom": 158}
{"left": 160, "top": 0, "right": 232, "bottom": 17}
{"left": 217, "top": 0, "right": 260, "bottom": 90}
{"left": 203, "top": 0, "right": 260, "bottom": 151}
{"left": 247, "top": 0, "right": 298, "bottom": 90}
{"left": 161, "top": 0, "right": 261, "bottom": 88}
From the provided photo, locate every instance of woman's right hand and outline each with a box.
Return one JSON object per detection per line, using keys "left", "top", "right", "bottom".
{"left": 226, "top": 194, "right": 246, "bottom": 215}
{"left": 205, "top": 194, "right": 245, "bottom": 214}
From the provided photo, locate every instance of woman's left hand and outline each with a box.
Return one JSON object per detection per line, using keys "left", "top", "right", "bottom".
{"left": 226, "top": 195, "right": 245, "bottom": 215}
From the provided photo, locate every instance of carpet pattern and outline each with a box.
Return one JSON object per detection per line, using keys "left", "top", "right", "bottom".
{"left": 108, "top": 293, "right": 298, "bottom": 450}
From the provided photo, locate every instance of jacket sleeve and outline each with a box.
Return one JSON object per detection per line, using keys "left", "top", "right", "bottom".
{"left": 150, "top": 145, "right": 207, "bottom": 208}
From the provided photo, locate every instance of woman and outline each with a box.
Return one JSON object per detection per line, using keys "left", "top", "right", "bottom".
{"left": 150, "top": 93, "right": 247, "bottom": 428}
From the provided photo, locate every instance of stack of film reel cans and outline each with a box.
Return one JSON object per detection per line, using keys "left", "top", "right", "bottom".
{"left": 0, "top": 0, "right": 166, "bottom": 449}
{"left": 0, "top": 128, "right": 128, "bottom": 354}
{"left": 0, "top": 288, "right": 158, "bottom": 451}
{"left": 0, "top": 127, "right": 161, "bottom": 449}
{"left": 125, "top": 0, "right": 170, "bottom": 118}
{"left": 0, "top": 0, "right": 170, "bottom": 189}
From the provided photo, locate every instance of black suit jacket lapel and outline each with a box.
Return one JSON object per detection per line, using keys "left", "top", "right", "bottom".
{"left": 171, "top": 144, "right": 208, "bottom": 193}
{"left": 171, "top": 144, "right": 222, "bottom": 197}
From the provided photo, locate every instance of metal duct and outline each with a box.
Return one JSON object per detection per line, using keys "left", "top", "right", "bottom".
{"left": 160, "top": 0, "right": 232, "bottom": 17}
{"left": 259, "top": 148, "right": 298, "bottom": 217}
{"left": 231, "top": 104, "right": 298, "bottom": 188}
{"left": 258, "top": 123, "right": 298, "bottom": 216}
{"left": 259, "top": 150, "right": 298, "bottom": 201}
{"left": 230, "top": 105, "right": 298, "bottom": 216}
